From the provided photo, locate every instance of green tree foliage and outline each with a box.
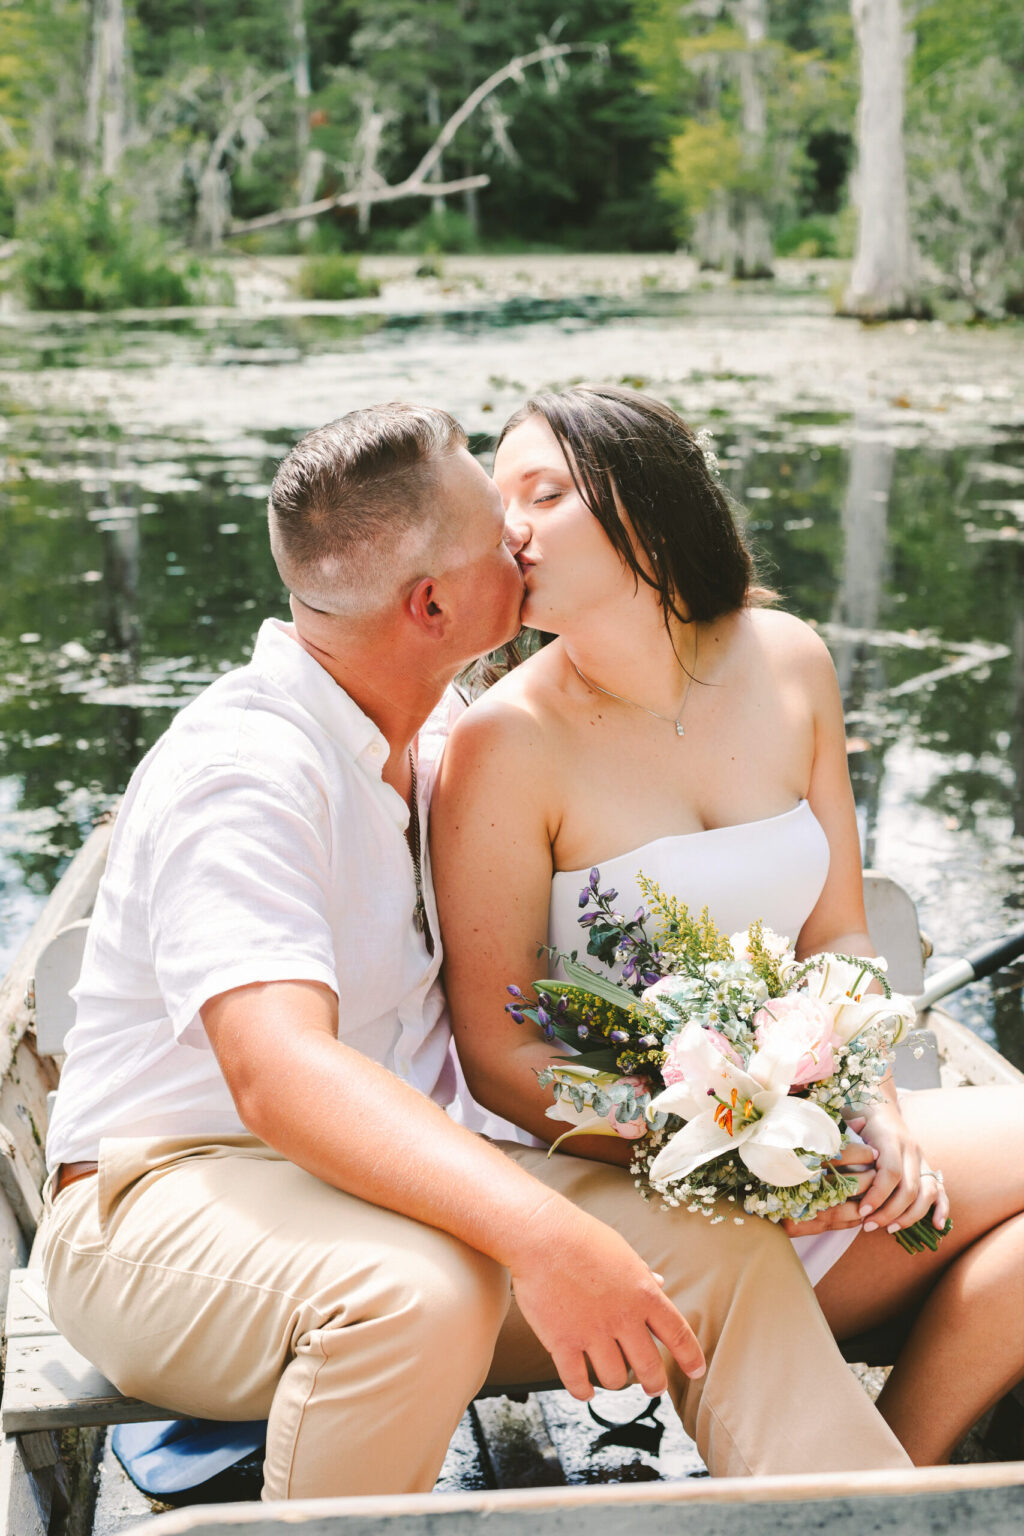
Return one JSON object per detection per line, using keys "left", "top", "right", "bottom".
{"left": 0, "top": 0, "right": 1018, "bottom": 308}
{"left": 630, "top": 0, "right": 854, "bottom": 263}
{"left": 908, "top": 0, "right": 1024, "bottom": 316}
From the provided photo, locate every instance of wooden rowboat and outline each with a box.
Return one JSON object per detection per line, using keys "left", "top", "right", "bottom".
{"left": 0, "top": 818, "right": 1021, "bottom": 1535}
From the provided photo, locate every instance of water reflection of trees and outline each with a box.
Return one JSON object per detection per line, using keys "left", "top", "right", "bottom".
{"left": 830, "top": 421, "right": 892, "bottom": 869}
{"left": 0, "top": 430, "right": 288, "bottom": 897}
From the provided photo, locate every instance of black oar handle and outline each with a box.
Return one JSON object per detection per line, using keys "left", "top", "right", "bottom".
{"left": 915, "top": 923, "right": 1024, "bottom": 1011}
{"left": 965, "top": 924, "right": 1024, "bottom": 983}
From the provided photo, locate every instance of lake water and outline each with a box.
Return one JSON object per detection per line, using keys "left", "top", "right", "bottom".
{"left": 2, "top": 274, "right": 1022, "bottom": 1065}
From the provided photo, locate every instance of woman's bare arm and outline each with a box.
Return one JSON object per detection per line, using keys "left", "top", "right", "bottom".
{"left": 794, "top": 626, "right": 874, "bottom": 960}
{"left": 432, "top": 690, "right": 630, "bottom": 1163}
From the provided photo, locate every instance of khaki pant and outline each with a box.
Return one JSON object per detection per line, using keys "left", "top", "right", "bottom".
{"left": 41, "top": 1135, "right": 909, "bottom": 1498}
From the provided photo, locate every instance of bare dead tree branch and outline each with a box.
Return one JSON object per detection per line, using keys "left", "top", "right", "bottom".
{"left": 407, "top": 42, "right": 596, "bottom": 188}
{"left": 227, "top": 40, "right": 601, "bottom": 239}
{"left": 231, "top": 175, "right": 491, "bottom": 235}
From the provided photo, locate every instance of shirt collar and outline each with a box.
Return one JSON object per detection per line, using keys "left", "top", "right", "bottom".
{"left": 252, "top": 618, "right": 389, "bottom": 770}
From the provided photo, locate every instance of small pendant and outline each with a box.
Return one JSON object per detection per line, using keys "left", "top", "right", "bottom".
{"left": 675, "top": 721, "right": 686, "bottom": 738}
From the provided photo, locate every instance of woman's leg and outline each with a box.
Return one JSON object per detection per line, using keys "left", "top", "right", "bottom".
{"left": 813, "top": 1085, "right": 1024, "bottom": 1464}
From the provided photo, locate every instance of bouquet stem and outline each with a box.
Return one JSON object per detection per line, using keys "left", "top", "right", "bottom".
{"left": 894, "top": 1209, "right": 952, "bottom": 1255}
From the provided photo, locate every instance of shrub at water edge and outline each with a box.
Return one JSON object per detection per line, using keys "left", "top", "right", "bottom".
{"left": 295, "top": 255, "right": 380, "bottom": 300}
{"left": 13, "top": 183, "right": 224, "bottom": 312}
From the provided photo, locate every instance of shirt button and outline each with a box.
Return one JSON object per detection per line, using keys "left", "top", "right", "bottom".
{"left": 368, "top": 742, "right": 383, "bottom": 757}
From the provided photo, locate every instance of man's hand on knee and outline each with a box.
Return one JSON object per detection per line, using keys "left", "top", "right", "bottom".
{"left": 507, "top": 1196, "right": 705, "bottom": 1400}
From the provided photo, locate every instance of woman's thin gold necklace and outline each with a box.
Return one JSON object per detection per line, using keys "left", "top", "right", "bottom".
{"left": 570, "top": 630, "right": 699, "bottom": 739}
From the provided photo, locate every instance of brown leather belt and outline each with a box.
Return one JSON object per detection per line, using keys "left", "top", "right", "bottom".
{"left": 54, "top": 1160, "right": 98, "bottom": 1197}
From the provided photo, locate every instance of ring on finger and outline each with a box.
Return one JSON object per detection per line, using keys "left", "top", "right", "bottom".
{"left": 920, "top": 1164, "right": 945, "bottom": 1187}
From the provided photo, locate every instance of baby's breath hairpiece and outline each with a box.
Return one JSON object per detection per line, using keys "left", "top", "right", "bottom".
{"left": 695, "top": 427, "right": 722, "bottom": 481}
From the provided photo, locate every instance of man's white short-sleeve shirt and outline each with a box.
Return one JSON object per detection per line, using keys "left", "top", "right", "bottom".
{"left": 46, "top": 619, "right": 455, "bottom": 1168}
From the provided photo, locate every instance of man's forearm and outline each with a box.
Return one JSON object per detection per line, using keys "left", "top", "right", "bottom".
{"left": 205, "top": 982, "right": 569, "bottom": 1269}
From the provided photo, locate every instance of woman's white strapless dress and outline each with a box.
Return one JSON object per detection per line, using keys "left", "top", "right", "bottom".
{"left": 548, "top": 801, "right": 861, "bottom": 1287}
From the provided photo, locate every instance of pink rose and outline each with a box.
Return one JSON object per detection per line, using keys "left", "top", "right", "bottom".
{"left": 752, "top": 993, "right": 838, "bottom": 1087}
{"left": 608, "top": 1075, "right": 650, "bottom": 1139}
{"left": 663, "top": 1027, "right": 742, "bottom": 1087}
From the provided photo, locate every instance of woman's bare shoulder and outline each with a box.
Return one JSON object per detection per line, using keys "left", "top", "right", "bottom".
{"left": 452, "top": 649, "right": 566, "bottom": 747}
{"left": 746, "top": 607, "right": 836, "bottom": 681}
{"left": 440, "top": 650, "right": 566, "bottom": 810}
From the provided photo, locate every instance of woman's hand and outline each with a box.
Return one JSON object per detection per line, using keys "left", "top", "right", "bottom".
{"left": 780, "top": 1137, "right": 877, "bottom": 1237}
{"left": 849, "top": 1102, "right": 950, "bottom": 1235}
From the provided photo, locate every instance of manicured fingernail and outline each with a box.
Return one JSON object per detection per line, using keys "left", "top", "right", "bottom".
{"left": 859, "top": 1205, "right": 873, "bottom": 1217}
{"left": 863, "top": 1221, "right": 877, "bottom": 1232}
{"left": 887, "top": 1223, "right": 900, "bottom": 1234}
{"left": 690, "top": 1364, "right": 706, "bottom": 1379}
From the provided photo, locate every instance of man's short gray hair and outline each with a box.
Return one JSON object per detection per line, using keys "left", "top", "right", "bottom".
{"left": 268, "top": 403, "right": 467, "bottom": 614}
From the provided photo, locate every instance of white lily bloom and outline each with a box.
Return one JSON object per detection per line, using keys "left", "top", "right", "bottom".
{"left": 647, "top": 1021, "right": 841, "bottom": 1188}
{"left": 798, "top": 955, "right": 915, "bottom": 1045}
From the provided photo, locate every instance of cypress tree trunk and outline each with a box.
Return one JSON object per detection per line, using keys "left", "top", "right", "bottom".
{"left": 289, "top": 0, "right": 322, "bottom": 242}
{"left": 842, "top": 0, "right": 917, "bottom": 317}
{"left": 85, "top": 0, "right": 129, "bottom": 178}
{"left": 426, "top": 85, "right": 446, "bottom": 219}
{"left": 735, "top": 0, "right": 773, "bottom": 279}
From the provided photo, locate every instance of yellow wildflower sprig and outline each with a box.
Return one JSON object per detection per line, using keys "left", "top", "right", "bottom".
{"left": 636, "top": 875, "right": 733, "bottom": 967}
{"left": 744, "top": 919, "right": 786, "bottom": 996}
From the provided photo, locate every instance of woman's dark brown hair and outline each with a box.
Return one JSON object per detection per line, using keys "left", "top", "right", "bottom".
{"left": 497, "top": 384, "right": 764, "bottom": 629}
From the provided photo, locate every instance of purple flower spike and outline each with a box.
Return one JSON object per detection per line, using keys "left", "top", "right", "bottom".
{"left": 543, "top": 1025, "right": 555, "bottom": 1042}
{"left": 601, "top": 888, "right": 618, "bottom": 903}
{"left": 506, "top": 984, "right": 523, "bottom": 998}
{"left": 577, "top": 1024, "right": 590, "bottom": 1039}
{"left": 578, "top": 889, "right": 591, "bottom": 909}
{"left": 609, "top": 1028, "right": 630, "bottom": 1044}
{"left": 641, "top": 970, "right": 661, "bottom": 986}
{"left": 509, "top": 1008, "right": 525, "bottom": 1024}
{"left": 589, "top": 868, "right": 600, "bottom": 892}
{"left": 579, "top": 912, "right": 599, "bottom": 927}
{"left": 634, "top": 907, "right": 646, "bottom": 923}
{"left": 556, "top": 996, "right": 568, "bottom": 1014}
{"left": 537, "top": 1007, "right": 550, "bottom": 1027}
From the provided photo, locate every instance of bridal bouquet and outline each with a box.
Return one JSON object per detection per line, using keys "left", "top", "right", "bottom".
{"left": 507, "top": 872, "right": 948, "bottom": 1254}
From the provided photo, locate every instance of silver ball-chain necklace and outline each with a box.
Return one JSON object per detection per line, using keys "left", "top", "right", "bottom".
{"left": 570, "top": 629, "right": 700, "bottom": 739}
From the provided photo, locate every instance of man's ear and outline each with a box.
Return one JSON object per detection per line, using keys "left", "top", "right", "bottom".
{"left": 407, "top": 575, "right": 449, "bottom": 636}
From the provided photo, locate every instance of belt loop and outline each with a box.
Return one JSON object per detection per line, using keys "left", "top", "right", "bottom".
{"left": 41, "top": 1167, "right": 59, "bottom": 1212}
